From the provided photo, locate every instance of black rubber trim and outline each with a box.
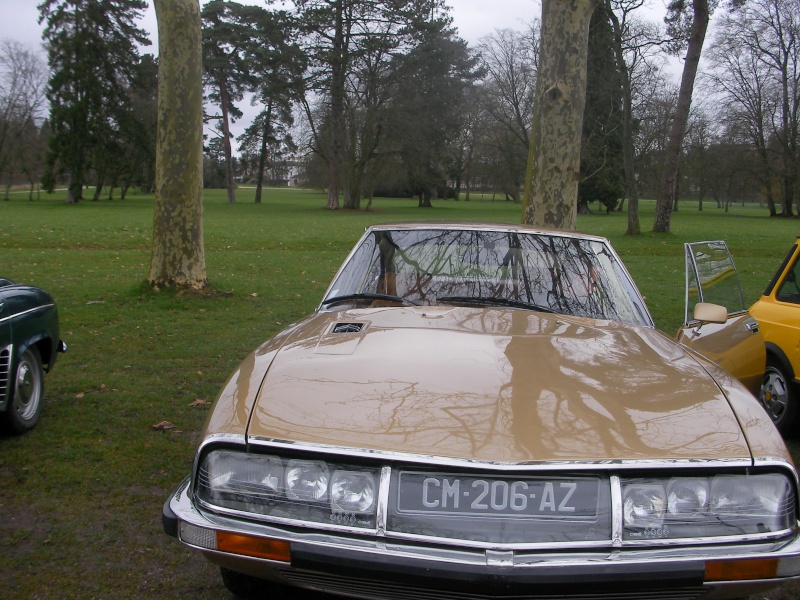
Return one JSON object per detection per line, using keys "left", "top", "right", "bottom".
{"left": 162, "top": 496, "right": 179, "bottom": 538}
{"left": 763, "top": 244, "right": 798, "bottom": 297}
{"left": 766, "top": 342, "right": 798, "bottom": 383}
{"left": 290, "top": 542, "right": 705, "bottom": 595}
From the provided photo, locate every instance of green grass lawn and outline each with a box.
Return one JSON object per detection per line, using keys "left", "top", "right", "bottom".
{"left": 1, "top": 188, "right": 798, "bottom": 598}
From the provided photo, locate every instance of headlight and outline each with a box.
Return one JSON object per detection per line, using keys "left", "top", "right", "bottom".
{"left": 286, "top": 460, "right": 329, "bottom": 502}
{"left": 330, "top": 470, "right": 376, "bottom": 514}
{"left": 195, "top": 449, "right": 380, "bottom": 530}
{"left": 623, "top": 483, "right": 665, "bottom": 529}
{"left": 667, "top": 478, "right": 708, "bottom": 517}
{"left": 623, "top": 474, "right": 795, "bottom": 541}
{"left": 202, "top": 450, "right": 284, "bottom": 500}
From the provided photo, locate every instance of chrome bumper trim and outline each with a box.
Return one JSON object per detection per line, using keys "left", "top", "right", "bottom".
{"left": 165, "top": 477, "right": 800, "bottom": 584}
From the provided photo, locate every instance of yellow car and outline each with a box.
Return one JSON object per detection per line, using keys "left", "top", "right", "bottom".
{"left": 750, "top": 236, "right": 800, "bottom": 436}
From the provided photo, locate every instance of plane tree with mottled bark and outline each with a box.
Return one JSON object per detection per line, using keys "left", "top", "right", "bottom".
{"left": 149, "top": 0, "right": 207, "bottom": 289}
{"left": 523, "top": 0, "right": 597, "bottom": 231}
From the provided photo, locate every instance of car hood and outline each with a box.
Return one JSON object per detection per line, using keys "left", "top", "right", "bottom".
{"left": 247, "top": 306, "right": 751, "bottom": 463}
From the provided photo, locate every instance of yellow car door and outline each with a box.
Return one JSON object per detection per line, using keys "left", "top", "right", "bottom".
{"left": 749, "top": 239, "right": 800, "bottom": 435}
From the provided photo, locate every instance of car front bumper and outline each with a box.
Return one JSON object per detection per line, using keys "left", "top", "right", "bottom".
{"left": 164, "top": 476, "right": 800, "bottom": 599}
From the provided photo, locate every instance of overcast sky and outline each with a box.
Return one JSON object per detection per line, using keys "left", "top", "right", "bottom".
{"left": 1, "top": 0, "right": 670, "bottom": 140}
{"left": 0, "top": 0, "right": 549, "bottom": 53}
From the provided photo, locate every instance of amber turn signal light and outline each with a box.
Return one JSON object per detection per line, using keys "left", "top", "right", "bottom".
{"left": 705, "top": 558, "right": 779, "bottom": 581}
{"left": 216, "top": 532, "right": 291, "bottom": 562}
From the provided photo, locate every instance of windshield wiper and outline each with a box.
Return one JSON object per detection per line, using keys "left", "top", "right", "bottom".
{"left": 321, "top": 293, "right": 422, "bottom": 307}
{"left": 437, "top": 296, "right": 554, "bottom": 313}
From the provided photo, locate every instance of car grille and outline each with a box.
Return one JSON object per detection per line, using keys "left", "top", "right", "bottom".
{"left": 279, "top": 570, "right": 709, "bottom": 600}
{"left": 0, "top": 345, "right": 10, "bottom": 405}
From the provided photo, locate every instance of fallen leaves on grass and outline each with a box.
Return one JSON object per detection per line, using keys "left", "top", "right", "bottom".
{"left": 152, "top": 421, "right": 176, "bottom": 431}
{"left": 188, "top": 399, "right": 208, "bottom": 407}
{"left": 75, "top": 384, "right": 116, "bottom": 398}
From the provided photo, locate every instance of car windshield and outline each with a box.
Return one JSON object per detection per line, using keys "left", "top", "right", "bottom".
{"left": 324, "top": 228, "right": 651, "bottom": 327}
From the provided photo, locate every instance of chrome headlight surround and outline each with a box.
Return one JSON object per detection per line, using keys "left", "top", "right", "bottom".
{"left": 622, "top": 473, "right": 796, "bottom": 542}
{"left": 195, "top": 449, "right": 380, "bottom": 530}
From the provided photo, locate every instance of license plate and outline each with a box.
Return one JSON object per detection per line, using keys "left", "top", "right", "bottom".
{"left": 397, "top": 471, "right": 600, "bottom": 519}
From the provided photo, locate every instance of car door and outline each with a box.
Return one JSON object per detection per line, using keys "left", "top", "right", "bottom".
{"left": 676, "top": 241, "right": 765, "bottom": 396}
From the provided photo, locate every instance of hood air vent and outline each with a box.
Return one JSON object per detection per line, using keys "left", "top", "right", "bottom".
{"left": 332, "top": 322, "right": 366, "bottom": 334}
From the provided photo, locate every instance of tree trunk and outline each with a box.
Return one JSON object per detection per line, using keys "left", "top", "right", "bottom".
{"left": 672, "top": 173, "right": 680, "bottom": 211}
{"left": 92, "top": 176, "right": 104, "bottom": 201}
{"left": 782, "top": 157, "right": 795, "bottom": 217}
{"left": 652, "top": 0, "right": 709, "bottom": 232}
{"left": 217, "top": 78, "right": 236, "bottom": 204}
{"left": 67, "top": 179, "right": 82, "bottom": 203}
{"left": 254, "top": 104, "right": 273, "bottom": 205}
{"left": 149, "top": 0, "right": 207, "bottom": 289}
{"left": 522, "top": 0, "right": 597, "bottom": 231}
{"left": 419, "top": 189, "right": 433, "bottom": 208}
{"left": 345, "top": 171, "right": 363, "bottom": 210}
{"left": 326, "top": 0, "right": 345, "bottom": 211}
{"left": 755, "top": 144, "right": 777, "bottom": 216}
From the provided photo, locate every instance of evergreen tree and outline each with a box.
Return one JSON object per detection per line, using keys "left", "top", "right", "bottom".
{"left": 38, "top": 0, "right": 149, "bottom": 203}
{"left": 235, "top": 7, "right": 305, "bottom": 204}
{"left": 202, "top": 0, "right": 270, "bottom": 204}
{"left": 390, "top": 22, "right": 482, "bottom": 207}
{"left": 579, "top": 5, "right": 625, "bottom": 214}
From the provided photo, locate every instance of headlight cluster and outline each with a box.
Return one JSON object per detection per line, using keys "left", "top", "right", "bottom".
{"left": 195, "top": 450, "right": 380, "bottom": 529}
{"left": 622, "top": 474, "right": 796, "bottom": 541}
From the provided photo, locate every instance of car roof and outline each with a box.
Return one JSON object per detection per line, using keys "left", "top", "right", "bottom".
{"left": 364, "top": 222, "right": 610, "bottom": 243}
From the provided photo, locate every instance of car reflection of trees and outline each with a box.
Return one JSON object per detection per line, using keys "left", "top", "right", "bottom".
{"left": 369, "top": 229, "right": 633, "bottom": 323}
{"left": 688, "top": 241, "right": 744, "bottom": 311}
{"left": 501, "top": 309, "right": 742, "bottom": 460}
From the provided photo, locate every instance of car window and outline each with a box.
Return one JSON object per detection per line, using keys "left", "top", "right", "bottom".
{"left": 685, "top": 241, "right": 746, "bottom": 322}
{"left": 776, "top": 256, "right": 800, "bottom": 304}
{"left": 325, "top": 228, "right": 651, "bottom": 326}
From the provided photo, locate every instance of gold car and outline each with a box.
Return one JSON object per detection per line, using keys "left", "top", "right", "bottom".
{"left": 750, "top": 236, "right": 800, "bottom": 436}
{"left": 164, "top": 224, "right": 800, "bottom": 599}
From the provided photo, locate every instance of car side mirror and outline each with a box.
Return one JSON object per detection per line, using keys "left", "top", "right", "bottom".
{"left": 693, "top": 302, "right": 728, "bottom": 325}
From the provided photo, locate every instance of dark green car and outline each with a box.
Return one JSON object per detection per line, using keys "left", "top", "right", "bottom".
{"left": 0, "top": 278, "right": 66, "bottom": 434}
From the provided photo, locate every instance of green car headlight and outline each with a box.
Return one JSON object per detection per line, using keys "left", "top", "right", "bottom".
{"left": 195, "top": 449, "right": 380, "bottom": 530}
